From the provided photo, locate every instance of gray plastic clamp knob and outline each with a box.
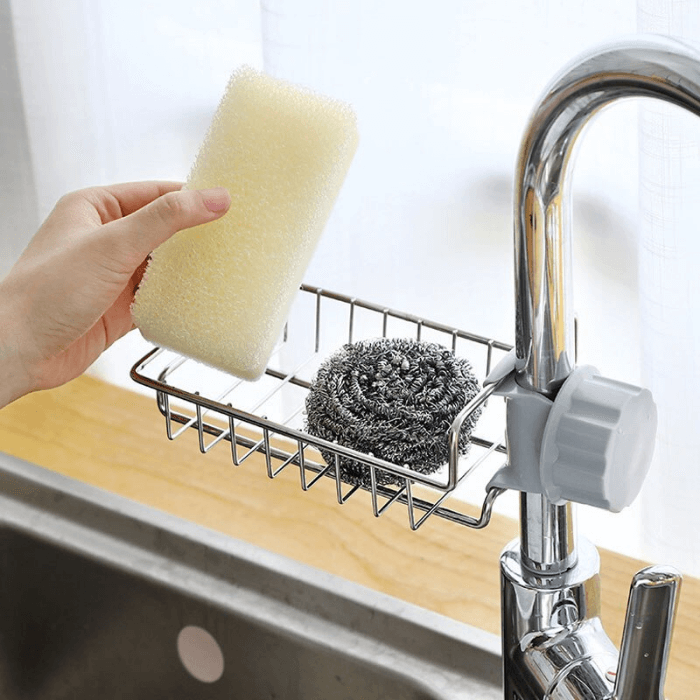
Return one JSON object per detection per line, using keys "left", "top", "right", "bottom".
{"left": 540, "top": 366, "right": 657, "bottom": 512}
{"left": 486, "top": 352, "right": 657, "bottom": 512}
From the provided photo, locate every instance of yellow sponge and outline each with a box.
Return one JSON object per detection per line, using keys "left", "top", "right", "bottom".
{"left": 132, "top": 66, "right": 358, "bottom": 380}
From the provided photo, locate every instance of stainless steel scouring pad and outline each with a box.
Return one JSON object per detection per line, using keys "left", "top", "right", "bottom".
{"left": 304, "top": 338, "right": 482, "bottom": 486}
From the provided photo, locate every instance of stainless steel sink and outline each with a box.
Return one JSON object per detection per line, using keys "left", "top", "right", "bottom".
{"left": 0, "top": 452, "right": 501, "bottom": 699}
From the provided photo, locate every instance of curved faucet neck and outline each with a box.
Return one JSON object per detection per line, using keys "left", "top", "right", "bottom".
{"left": 514, "top": 35, "right": 700, "bottom": 397}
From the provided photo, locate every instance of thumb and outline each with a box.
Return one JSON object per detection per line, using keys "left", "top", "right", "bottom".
{"left": 106, "top": 187, "right": 231, "bottom": 263}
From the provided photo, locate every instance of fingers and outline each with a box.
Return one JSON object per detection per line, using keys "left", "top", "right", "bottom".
{"left": 86, "top": 181, "right": 186, "bottom": 218}
{"left": 103, "top": 187, "right": 231, "bottom": 264}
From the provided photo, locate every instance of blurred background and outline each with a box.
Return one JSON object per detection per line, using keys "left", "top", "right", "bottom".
{"left": 2, "top": 0, "right": 699, "bottom": 574}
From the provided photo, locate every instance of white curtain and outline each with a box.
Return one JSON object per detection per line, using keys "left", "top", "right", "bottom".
{"left": 2, "top": 0, "right": 698, "bottom": 574}
{"left": 637, "top": 0, "right": 700, "bottom": 575}
{"left": 0, "top": 0, "right": 37, "bottom": 279}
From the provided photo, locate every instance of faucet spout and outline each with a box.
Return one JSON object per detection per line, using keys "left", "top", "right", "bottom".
{"left": 515, "top": 35, "right": 700, "bottom": 397}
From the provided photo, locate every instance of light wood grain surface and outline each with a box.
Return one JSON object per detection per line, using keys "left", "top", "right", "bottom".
{"left": 0, "top": 375, "right": 697, "bottom": 696}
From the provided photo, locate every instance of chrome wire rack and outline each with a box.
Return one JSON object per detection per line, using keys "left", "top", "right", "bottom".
{"left": 131, "top": 285, "right": 512, "bottom": 531}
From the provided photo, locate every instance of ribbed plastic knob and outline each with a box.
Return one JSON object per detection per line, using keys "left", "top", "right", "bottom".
{"left": 539, "top": 366, "right": 657, "bottom": 512}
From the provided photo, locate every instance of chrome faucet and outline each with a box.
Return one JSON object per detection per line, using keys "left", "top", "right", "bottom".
{"left": 501, "top": 35, "right": 696, "bottom": 699}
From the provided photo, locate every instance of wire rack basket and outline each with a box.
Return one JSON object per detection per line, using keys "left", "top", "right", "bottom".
{"left": 131, "top": 284, "right": 512, "bottom": 531}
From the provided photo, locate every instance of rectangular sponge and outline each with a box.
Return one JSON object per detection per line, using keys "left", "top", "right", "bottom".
{"left": 132, "top": 66, "right": 358, "bottom": 380}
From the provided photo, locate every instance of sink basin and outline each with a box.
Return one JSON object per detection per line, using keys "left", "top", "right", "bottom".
{"left": 0, "top": 452, "right": 501, "bottom": 699}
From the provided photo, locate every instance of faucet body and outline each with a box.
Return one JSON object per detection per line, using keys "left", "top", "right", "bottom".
{"left": 502, "top": 539, "right": 618, "bottom": 699}
{"left": 502, "top": 544, "right": 681, "bottom": 699}
{"left": 504, "top": 35, "right": 693, "bottom": 699}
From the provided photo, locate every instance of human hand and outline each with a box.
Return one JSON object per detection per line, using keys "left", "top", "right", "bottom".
{"left": 0, "top": 181, "right": 231, "bottom": 408}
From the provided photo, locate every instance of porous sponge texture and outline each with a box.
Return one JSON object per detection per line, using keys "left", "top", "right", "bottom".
{"left": 132, "top": 66, "right": 358, "bottom": 380}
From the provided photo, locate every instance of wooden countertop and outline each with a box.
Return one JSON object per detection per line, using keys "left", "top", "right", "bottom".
{"left": 0, "top": 375, "right": 697, "bottom": 695}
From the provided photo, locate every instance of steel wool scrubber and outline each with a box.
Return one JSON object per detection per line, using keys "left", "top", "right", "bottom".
{"left": 305, "top": 338, "right": 482, "bottom": 486}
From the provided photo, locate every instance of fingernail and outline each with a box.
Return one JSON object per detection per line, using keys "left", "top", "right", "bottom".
{"left": 199, "top": 187, "right": 231, "bottom": 213}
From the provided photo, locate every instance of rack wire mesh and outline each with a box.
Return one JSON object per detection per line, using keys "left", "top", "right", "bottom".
{"left": 131, "top": 284, "right": 512, "bottom": 531}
